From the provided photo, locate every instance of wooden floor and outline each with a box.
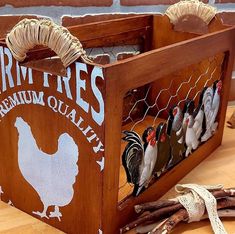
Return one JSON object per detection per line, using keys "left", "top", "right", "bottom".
{"left": 127, "top": 106, "right": 235, "bottom": 233}
{"left": 1, "top": 107, "right": 235, "bottom": 233}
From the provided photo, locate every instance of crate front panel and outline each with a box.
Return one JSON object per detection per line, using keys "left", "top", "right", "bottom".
{"left": 119, "top": 52, "right": 225, "bottom": 202}
{"left": 0, "top": 45, "right": 105, "bottom": 233}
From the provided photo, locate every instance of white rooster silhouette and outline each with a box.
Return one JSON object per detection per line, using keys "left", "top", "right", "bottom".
{"left": 14, "top": 117, "right": 79, "bottom": 221}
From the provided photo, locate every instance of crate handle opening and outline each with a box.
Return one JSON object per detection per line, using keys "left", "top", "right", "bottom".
{"left": 6, "top": 18, "right": 93, "bottom": 68}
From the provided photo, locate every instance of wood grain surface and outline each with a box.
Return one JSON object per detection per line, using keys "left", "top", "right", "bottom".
{"left": 126, "top": 106, "right": 235, "bottom": 234}
{"left": 0, "top": 201, "right": 63, "bottom": 233}
{"left": 0, "top": 107, "right": 234, "bottom": 233}
{"left": 0, "top": 15, "right": 234, "bottom": 234}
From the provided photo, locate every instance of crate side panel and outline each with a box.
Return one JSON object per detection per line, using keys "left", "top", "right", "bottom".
{"left": 0, "top": 46, "right": 105, "bottom": 234}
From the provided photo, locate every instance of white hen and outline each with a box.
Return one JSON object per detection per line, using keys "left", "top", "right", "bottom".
{"left": 185, "top": 115, "right": 199, "bottom": 157}
{"left": 201, "top": 81, "right": 222, "bottom": 142}
{"left": 14, "top": 117, "right": 79, "bottom": 221}
{"left": 193, "top": 108, "right": 204, "bottom": 140}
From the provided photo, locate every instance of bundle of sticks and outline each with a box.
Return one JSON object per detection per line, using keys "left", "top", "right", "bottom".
{"left": 120, "top": 187, "right": 235, "bottom": 234}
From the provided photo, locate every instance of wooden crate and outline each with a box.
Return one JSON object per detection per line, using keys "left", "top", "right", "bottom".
{"left": 0, "top": 15, "right": 234, "bottom": 234}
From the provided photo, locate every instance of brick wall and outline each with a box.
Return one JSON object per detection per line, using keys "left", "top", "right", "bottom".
{"left": 0, "top": 0, "right": 234, "bottom": 23}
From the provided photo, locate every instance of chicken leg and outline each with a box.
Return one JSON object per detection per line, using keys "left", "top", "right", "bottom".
{"left": 49, "top": 206, "right": 62, "bottom": 221}
{"left": 33, "top": 204, "right": 49, "bottom": 219}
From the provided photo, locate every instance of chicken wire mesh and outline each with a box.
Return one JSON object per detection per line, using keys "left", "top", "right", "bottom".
{"left": 122, "top": 53, "right": 225, "bottom": 131}
{"left": 119, "top": 52, "right": 225, "bottom": 202}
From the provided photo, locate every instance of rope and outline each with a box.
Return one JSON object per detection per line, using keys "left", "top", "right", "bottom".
{"left": 6, "top": 18, "right": 93, "bottom": 67}
{"left": 175, "top": 184, "right": 227, "bottom": 234}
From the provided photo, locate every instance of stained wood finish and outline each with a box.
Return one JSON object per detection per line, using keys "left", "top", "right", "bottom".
{"left": 62, "top": 14, "right": 143, "bottom": 27}
{"left": 229, "top": 79, "right": 235, "bottom": 101}
{"left": 103, "top": 26, "right": 235, "bottom": 233}
{"left": 67, "top": 15, "right": 152, "bottom": 48}
{"left": 1, "top": 108, "right": 235, "bottom": 234}
{"left": 126, "top": 106, "right": 235, "bottom": 234}
{"left": 0, "top": 15, "right": 39, "bottom": 39}
{"left": 0, "top": 55, "right": 104, "bottom": 233}
{"left": 152, "top": 15, "right": 227, "bottom": 50}
{"left": 174, "top": 15, "right": 209, "bottom": 35}
{"left": 0, "top": 15, "right": 235, "bottom": 234}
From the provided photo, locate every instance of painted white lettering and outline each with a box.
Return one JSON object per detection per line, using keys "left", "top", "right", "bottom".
{"left": 32, "top": 91, "right": 45, "bottom": 106}
{"left": 74, "top": 116, "right": 85, "bottom": 131}
{"left": 91, "top": 66, "right": 104, "bottom": 126}
{"left": 66, "top": 109, "right": 76, "bottom": 123}
{"left": 0, "top": 104, "right": 7, "bottom": 117}
{"left": 17, "top": 91, "right": 25, "bottom": 104}
{"left": 93, "top": 140, "right": 104, "bottom": 153}
{"left": 75, "top": 62, "right": 89, "bottom": 113}
{"left": 43, "top": 72, "right": 51, "bottom": 87}
{"left": 47, "top": 96, "right": 58, "bottom": 112}
{"left": 2, "top": 98, "right": 12, "bottom": 112}
{"left": 8, "top": 93, "right": 20, "bottom": 107}
{"left": 16, "top": 62, "right": 33, "bottom": 85}
{"left": 87, "top": 132, "right": 97, "bottom": 143}
{"left": 57, "top": 67, "right": 73, "bottom": 100}
{"left": 0, "top": 47, "right": 14, "bottom": 92}
{"left": 22, "top": 91, "right": 32, "bottom": 104}
{"left": 82, "top": 126, "right": 92, "bottom": 136}
{"left": 58, "top": 100, "right": 69, "bottom": 115}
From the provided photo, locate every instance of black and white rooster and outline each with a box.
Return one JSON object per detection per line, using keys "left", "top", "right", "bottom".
{"left": 122, "top": 127, "right": 158, "bottom": 196}
{"left": 201, "top": 80, "right": 222, "bottom": 142}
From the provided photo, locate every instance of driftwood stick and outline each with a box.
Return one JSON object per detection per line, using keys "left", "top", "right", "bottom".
{"left": 151, "top": 197, "right": 235, "bottom": 234}
{"left": 135, "top": 200, "right": 178, "bottom": 214}
{"left": 121, "top": 189, "right": 235, "bottom": 233}
{"left": 135, "top": 219, "right": 167, "bottom": 234}
{"left": 120, "top": 204, "right": 183, "bottom": 233}
{"left": 151, "top": 209, "right": 187, "bottom": 234}
{"left": 137, "top": 209, "right": 235, "bottom": 234}
{"left": 135, "top": 188, "right": 235, "bottom": 214}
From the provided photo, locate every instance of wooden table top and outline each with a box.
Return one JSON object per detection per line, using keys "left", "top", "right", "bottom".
{"left": 0, "top": 202, "right": 63, "bottom": 233}
{"left": 1, "top": 107, "right": 235, "bottom": 234}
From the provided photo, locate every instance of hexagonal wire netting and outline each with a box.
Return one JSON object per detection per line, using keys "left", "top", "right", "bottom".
{"left": 122, "top": 53, "right": 225, "bottom": 131}
{"left": 85, "top": 45, "right": 225, "bottom": 199}
{"left": 118, "top": 52, "right": 225, "bottom": 200}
